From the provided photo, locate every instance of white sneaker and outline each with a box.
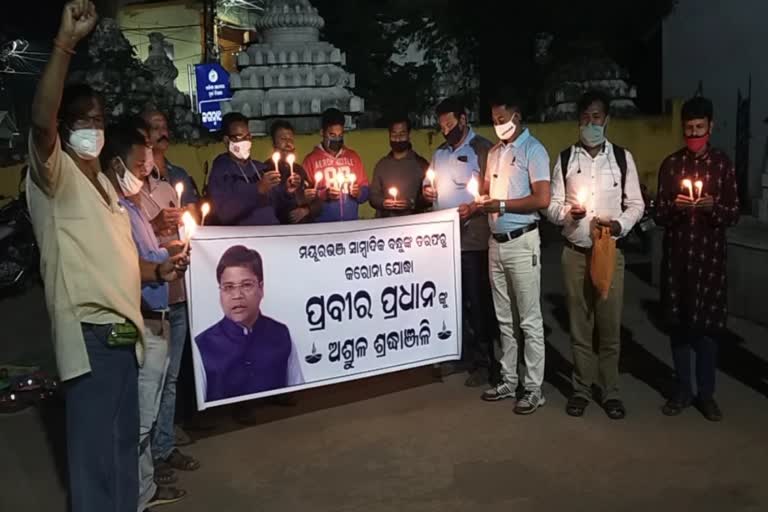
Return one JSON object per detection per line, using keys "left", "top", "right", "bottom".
{"left": 514, "top": 389, "right": 545, "bottom": 414}
{"left": 481, "top": 382, "right": 516, "bottom": 401}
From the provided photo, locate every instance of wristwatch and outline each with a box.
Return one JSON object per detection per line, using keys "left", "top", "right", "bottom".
{"left": 498, "top": 200, "right": 506, "bottom": 215}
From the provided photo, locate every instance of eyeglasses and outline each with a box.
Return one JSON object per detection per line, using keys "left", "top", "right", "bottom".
{"left": 220, "top": 280, "right": 259, "bottom": 295}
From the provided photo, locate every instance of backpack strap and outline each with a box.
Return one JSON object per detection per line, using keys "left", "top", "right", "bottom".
{"left": 612, "top": 144, "right": 627, "bottom": 210}
{"left": 559, "top": 146, "right": 572, "bottom": 185}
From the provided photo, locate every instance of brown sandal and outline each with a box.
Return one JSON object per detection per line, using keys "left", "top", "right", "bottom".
{"left": 165, "top": 448, "right": 200, "bottom": 471}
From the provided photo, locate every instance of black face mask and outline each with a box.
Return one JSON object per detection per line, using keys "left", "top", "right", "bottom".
{"left": 324, "top": 136, "right": 344, "bottom": 153}
{"left": 443, "top": 123, "right": 464, "bottom": 146}
{"left": 389, "top": 140, "right": 412, "bottom": 153}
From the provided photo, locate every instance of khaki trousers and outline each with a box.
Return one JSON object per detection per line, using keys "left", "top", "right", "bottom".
{"left": 562, "top": 246, "right": 624, "bottom": 401}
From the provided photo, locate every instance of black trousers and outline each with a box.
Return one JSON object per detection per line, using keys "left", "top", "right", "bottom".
{"left": 461, "top": 250, "right": 498, "bottom": 370}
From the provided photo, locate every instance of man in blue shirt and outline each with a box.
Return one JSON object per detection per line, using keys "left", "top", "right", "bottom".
{"left": 100, "top": 122, "right": 187, "bottom": 509}
{"left": 477, "top": 89, "right": 551, "bottom": 414}
{"left": 139, "top": 111, "right": 201, "bottom": 480}
{"left": 208, "top": 113, "right": 297, "bottom": 226}
{"left": 423, "top": 97, "right": 497, "bottom": 388}
{"left": 195, "top": 245, "right": 304, "bottom": 402}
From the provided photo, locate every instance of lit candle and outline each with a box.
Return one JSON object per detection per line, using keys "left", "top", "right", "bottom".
{"left": 271, "top": 151, "right": 281, "bottom": 171}
{"left": 174, "top": 182, "right": 184, "bottom": 206}
{"left": 286, "top": 153, "right": 295, "bottom": 177}
{"left": 467, "top": 176, "right": 480, "bottom": 201}
{"left": 682, "top": 178, "right": 694, "bottom": 201}
{"left": 200, "top": 202, "right": 210, "bottom": 227}
{"left": 314, "top": 171, "right": 323, "bottom": 189}
{"left": 336, "top": 173, "right": 345, "bottom": 192}
{"left": 576, "top": 188, "right": 588, "bottom": 208}
{"left": 426, "top": 168, "right": 436, "bottom": 189}
{"left": 181, "top": 211, "right": 197, "bottom": 254}
{"left": 694, "top": 180, "right": 703, "bottom": 200}
{"left": 388, "top": 187, "right": 398, "bottom": 201}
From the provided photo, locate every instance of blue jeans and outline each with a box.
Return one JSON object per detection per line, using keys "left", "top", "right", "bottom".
{"left": 66, "top": 323, "right": 138, "bottom": 512}
{"left": 138, "top": 318, "right": 169, "bottom": 510}
{"left": 670, "top": 332, "right": 717, "bottom": 400}
{"left": 151, "top": 302, "right": 187, "bottom": 460}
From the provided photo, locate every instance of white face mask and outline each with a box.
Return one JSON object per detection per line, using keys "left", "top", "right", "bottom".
{"left": 494, "top": 118, "right": 517, "bottom": 141}
{"left": 229, "top": 140, "right": 252, "bottom": 159}
{"left": 116, "top": 157, "right": 145, "bottom": 196}
{"left": 142, "top": 146, "right": 155, "bottom": 177}
{"left": 67, "top": 128, "right": 105, "bottom": 160}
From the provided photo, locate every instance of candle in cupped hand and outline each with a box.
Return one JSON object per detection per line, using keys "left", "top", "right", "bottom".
{"left": 682, "top": 178, "right": 694, "bottom": 201}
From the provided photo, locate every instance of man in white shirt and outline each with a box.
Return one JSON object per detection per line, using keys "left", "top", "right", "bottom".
{"left": 547, "top": 90, "right": 644, "bottom": 420}
{"left": 478, "top": 90, "right": 551, "bottom": 414}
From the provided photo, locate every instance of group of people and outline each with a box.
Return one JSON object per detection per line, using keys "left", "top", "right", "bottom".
{"left": 27, "top": 2, "right": 740, "bottom": 512}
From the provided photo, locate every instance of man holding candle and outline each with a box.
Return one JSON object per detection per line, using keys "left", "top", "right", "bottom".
{"left": 369, "top": 115, "right": 430, "bottom": 218}
{"left": 267, "top": 119, "right": 322, "bottom": 224}
{"left": 208, "top": 112, "right": 293, "bottom": 226}
{"left": 547, "top": 90, "right": 645, "bottom": 420}
{"left": 477, "top": 90, "right": 551, "bottom": 414}
{"left": 422, "top": 97, "right": 497, "bottom": 387}
{"left": 135, "top": 115, "right": 201, "bottom": 479}
{"left": 101, "top": 121, "right": 188, "bottom": 509}
{"left": 302, "top": 108, "right": 369, "bottom": 222}
{"left": 655, "top": 96, "right": 740, "bottom": 421}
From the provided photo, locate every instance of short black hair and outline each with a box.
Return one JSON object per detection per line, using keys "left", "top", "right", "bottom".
{"left": 321, "top": 108, "right": 345, "bottom": 131}
{"left": 58, "top": 83, "right": 104, "bottom": 127}
{"left": 127, "top": 115, "right": 150, "bottom": 136}
{"left": 269, "top": 119, "right": 294, "bottom": 143}
{"left": 577, "top": 90, "right": 612, "bottom": 117}
{"left": 100, "top": 121, "right": 147, "bottom": 170}
{"left": 221, "top": 112, "right": 249, "bottom": 137}
{"left": 387, "top": 114, "right": 412, "bottom": 132}
{"left": 216, "top": 245, "right": 264, "bottom": 283}
{"left": 681, "top": 96, "right": 714, "bottom": 122}
{"left": 435, "top": 97, "right": 466, "bottom": 121}
{"left": 489, "top": 88, "right": 524, "bottom": 115}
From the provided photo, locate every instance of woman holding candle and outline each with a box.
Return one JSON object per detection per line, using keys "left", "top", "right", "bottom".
{"left": 369, "top": 116, "right": 430, "bottom": 218}
{"left": 655, "top": 96, "right": 740, "bottom": 422}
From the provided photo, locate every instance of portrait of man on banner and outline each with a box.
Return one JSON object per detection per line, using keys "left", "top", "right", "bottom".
{"left": 195, "top": 245, "right": 305, "bottom": 402}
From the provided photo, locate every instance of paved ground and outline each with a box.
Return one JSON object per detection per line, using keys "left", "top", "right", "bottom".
{"left": 2, "top": 230, "right": 768, "bottom": 512}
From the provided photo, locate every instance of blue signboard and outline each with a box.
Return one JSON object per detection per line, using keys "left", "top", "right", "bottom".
{"left": 194, "top": 63, "right": 232, "bottom": 132}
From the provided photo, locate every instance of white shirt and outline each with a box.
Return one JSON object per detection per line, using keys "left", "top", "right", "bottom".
{"left": 547, "top": 141, "right": 644, "bottom": 248}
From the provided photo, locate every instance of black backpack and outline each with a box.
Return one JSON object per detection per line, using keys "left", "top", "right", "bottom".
{"left": 560, "top": 144, "right": 628, "bottom": 209}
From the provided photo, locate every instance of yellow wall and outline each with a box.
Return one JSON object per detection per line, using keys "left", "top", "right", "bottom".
{"left": 0, "top": 105, "right": 684, "bottom": 218}
{"left": 118, "top": 1, "right": 203, "bottom": 95}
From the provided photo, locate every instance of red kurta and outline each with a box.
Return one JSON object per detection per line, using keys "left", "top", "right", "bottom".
{"left": 655, "top": 146, "right": 740, "bottom": 332}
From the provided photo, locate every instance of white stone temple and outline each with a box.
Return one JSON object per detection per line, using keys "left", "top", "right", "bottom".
{"left": 223, "top": 0, "right": 364, "bottom": 134}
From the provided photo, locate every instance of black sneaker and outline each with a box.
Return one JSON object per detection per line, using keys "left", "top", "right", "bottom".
{"left": 514, "top": 390, "right": 546, "bottom": 415}
{"left": 661, "top": 393, "right": 693, "bottom": 416}
{"left": 696, "top": 398, "right": 723, "bottom": 422}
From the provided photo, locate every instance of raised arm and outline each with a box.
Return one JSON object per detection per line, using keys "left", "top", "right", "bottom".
{"left": 30, "top": 0, "right": 98, "bottom": 190}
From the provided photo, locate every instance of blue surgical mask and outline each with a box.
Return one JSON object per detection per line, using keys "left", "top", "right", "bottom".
{"left": 579, "top": 123, "right": 606, "bottom": 148}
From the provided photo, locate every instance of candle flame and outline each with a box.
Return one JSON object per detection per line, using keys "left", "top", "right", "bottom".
{"left": 576, "top": 188, "right": 588, "bottom": 206}
{"left": 388, "top": 187, "right": 398, "bottom": 200}
{"left": 201, "top": 202, "right": 210, "bottom": 217}
{"left": 348, "top": 173, "right": 357, "bottom": 184}
{"left": 286, "top": 153, "right": 295, "bottom": 165}
{"left": 314, "top": 171, "right": 323, "bottom": 185}
{"left": 271, "top": 151, "right": 281, "bottom": 166}
{"left": 335, "top": 173, "right": 345, "bottom": 187}
{"left": 426, "top": 168, "right": 436, "bottom": 183}
{"left": 694, "top": 180, "right": 703, "bottom": 199}
{"left": 467, "top": 176, "right": 479, "bottom": 199}
{"left": 682, "top": 178, "right": 692, "bottom": 189}
{"left": 181, "top": 211, "right": 197, "bottom": 240}
{"left": 174, "top": 182, "right": 184, "bottom": 201}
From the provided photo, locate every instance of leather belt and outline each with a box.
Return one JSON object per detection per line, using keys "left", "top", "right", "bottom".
{"left": 492, "top": 223, "right": 538, "bottom": 243}
{"left": 142, "top": 309, "right": 167, "bottom": 321}
{"left": 565, "top": 242, "right": 590, "bottom": 254}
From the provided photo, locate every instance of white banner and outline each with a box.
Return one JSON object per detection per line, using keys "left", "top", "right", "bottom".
{"left": 187, "top": 210, "right": 463, "bottom": 410}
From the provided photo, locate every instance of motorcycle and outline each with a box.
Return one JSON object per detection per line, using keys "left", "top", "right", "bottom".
{"left": 0, "top": 166, "right": 39, "bottom": 293}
